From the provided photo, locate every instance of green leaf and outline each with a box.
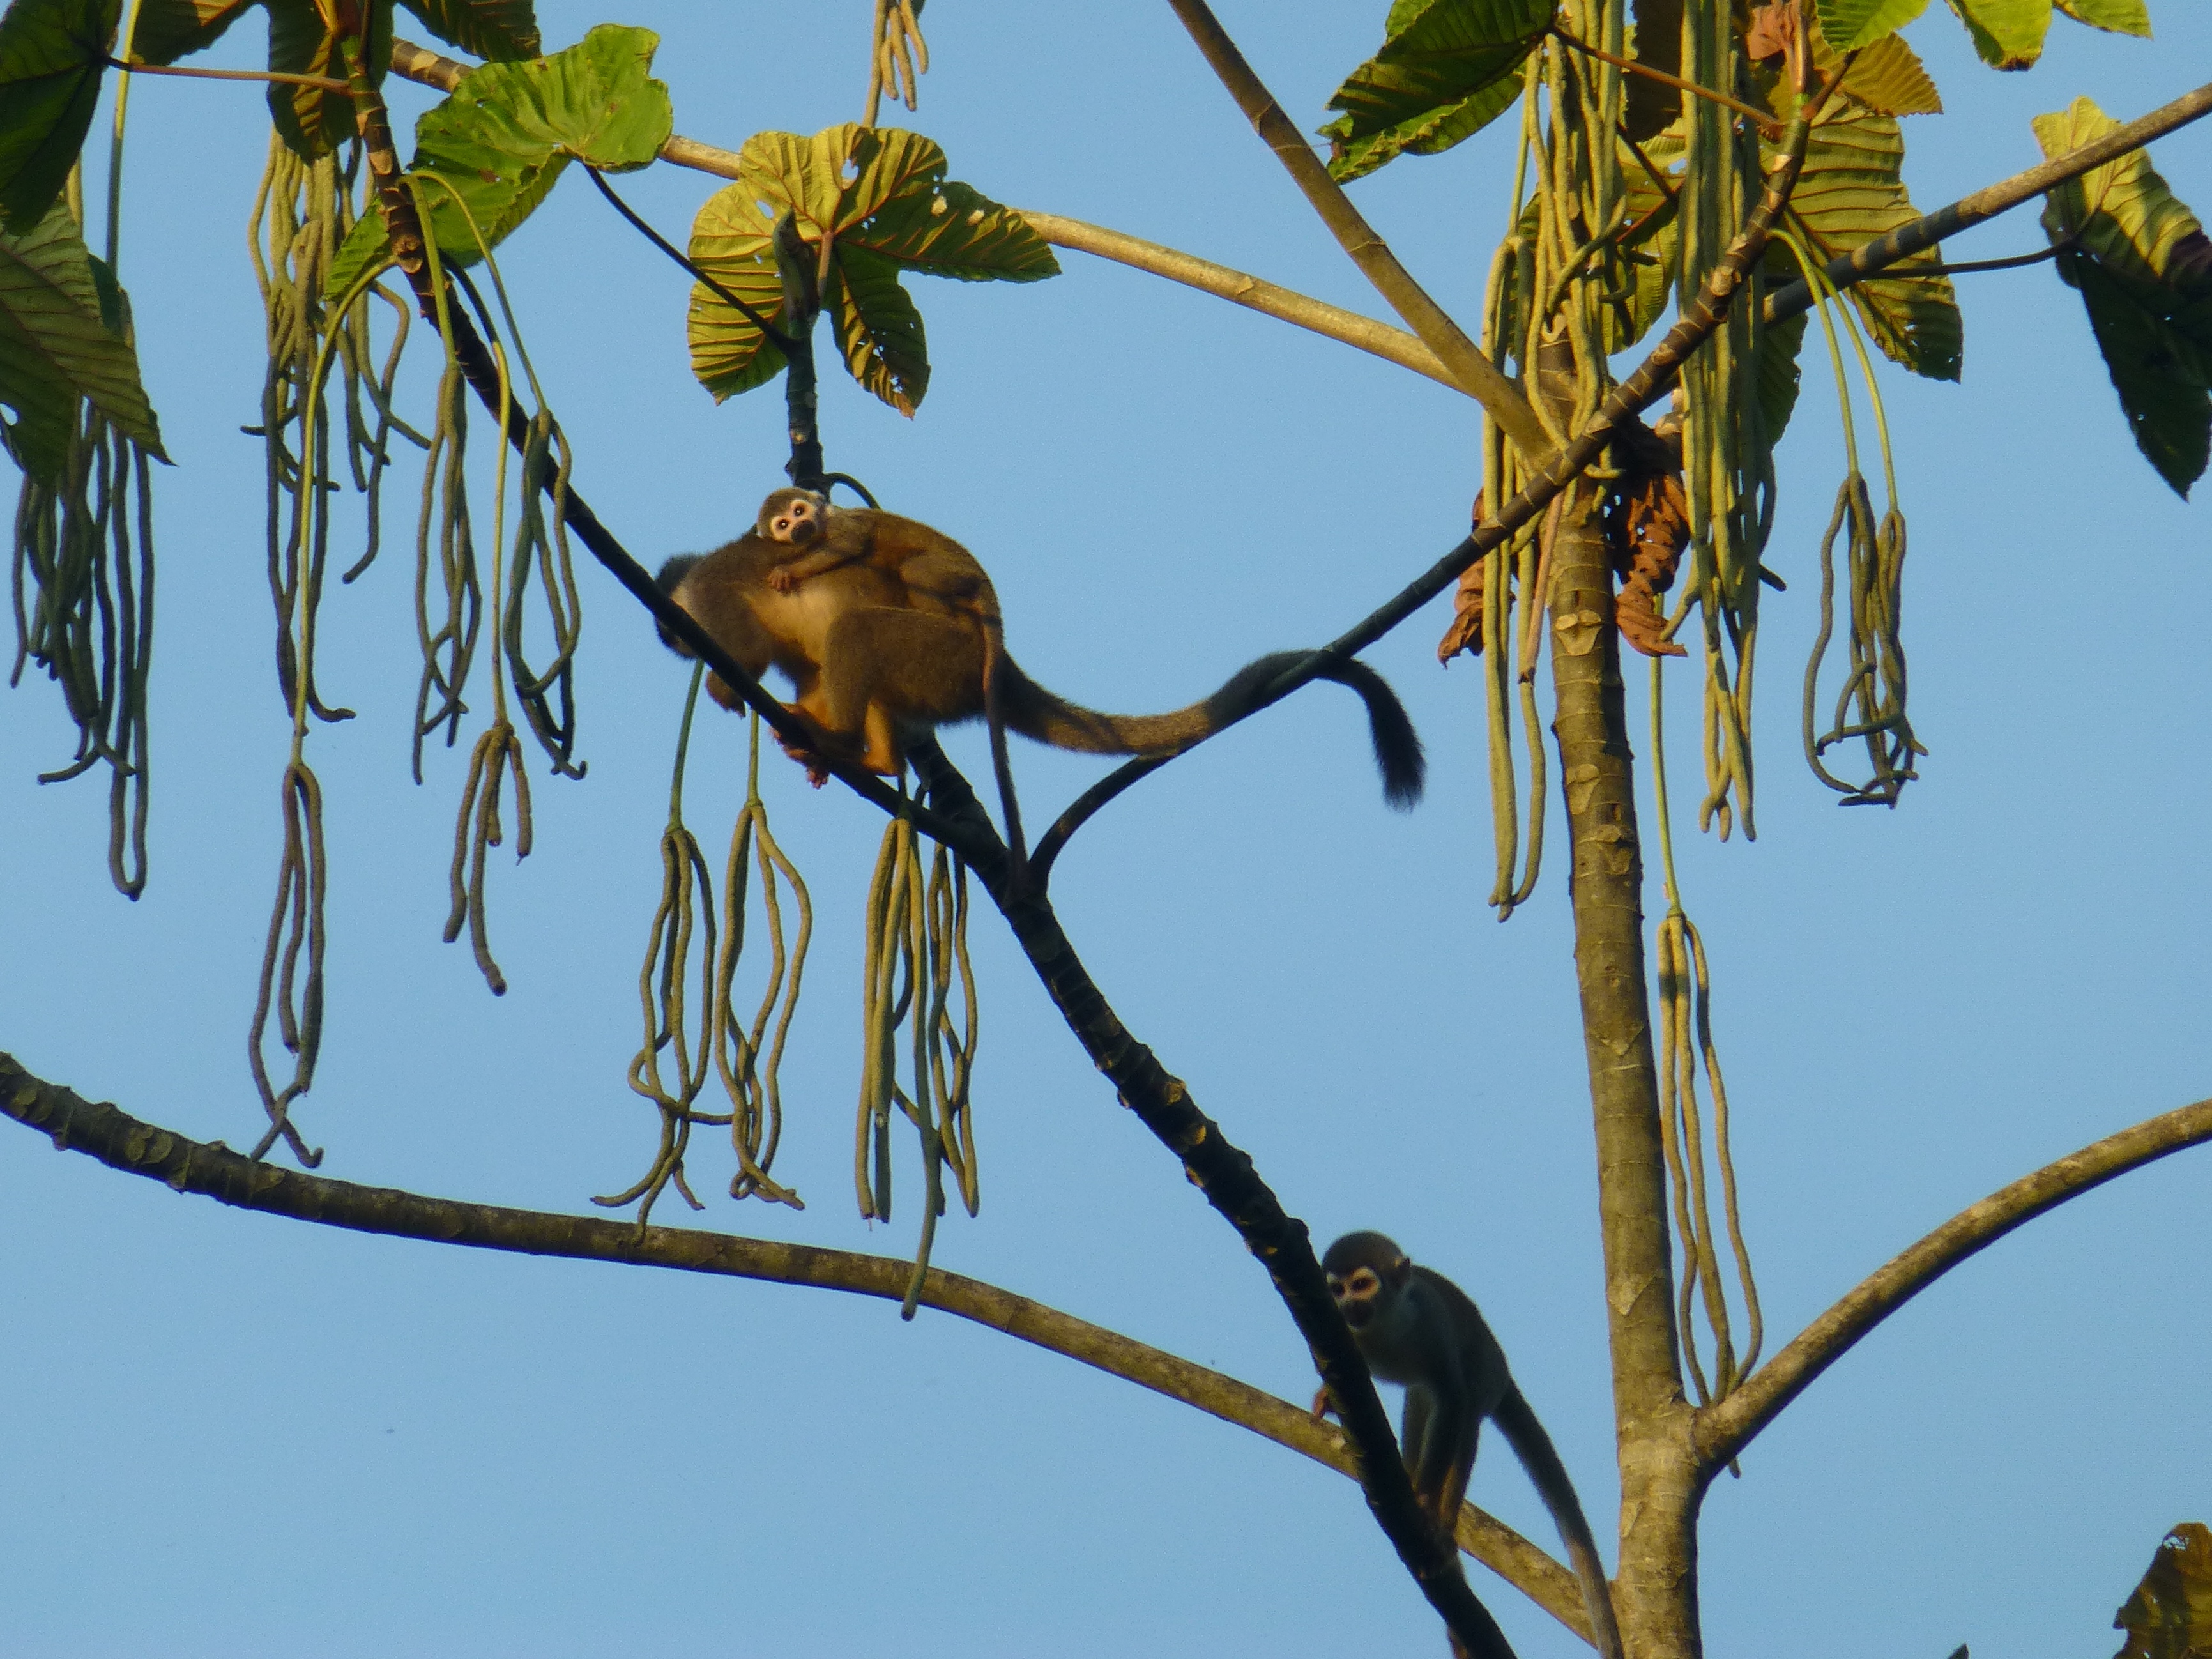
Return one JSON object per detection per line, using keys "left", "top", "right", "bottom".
{"left": 1318, "top": 0, "right": 1550, "bottom": 183}
{"left": 0, "top": 0, "right": 118, "bottom": 231}
{"left": 1, "top": 395, "right": 70, "bottom": 480}
{"left": 0, "top": 197, "right": 163, "bottom": 460}
{"left": 1623, "top": 0, "right": 1682, "bottom": 140}
{"left": 266, "top": 0, "right": 389, "bottom": 162}
{"left": 1785, "top": 109, "right": 1961, "bottom": 380}
{"left": 1943, "top": 0, "right": 2050, "bottom": 67}
{"left": 2035, "top": 96, "right": 2206, "bottom": 291}
{"left": 829, "top": 245, "right": 927, "bottom": 415}
{"left": 2035, "top": 97, "right": 2212, "bottom": 495}
{"left": 689, "top": 125, "right": 1055, "bottom": 413}
{"left": 685, "top": 181, "right": 788, "bottom": 404}
{"left": 325, "top": 24, "right": 673, "bottom": 300}
{"left": 1812, "top": 0, "right": 1932, "bottom": 52}
{"left": 128, "top": 0, "right": 251, "bottom": 67}
{"left": 395, "top": 0, "right": 538, "bottom": 62}
{"left": 1757, "top": 307, "right": 1808, "bottom": 443}
{"left": 2115, "top": 1524, "right": 2212, "bottom": 1659}
{"left": 1838, "top": 34, "right": 1942, "bottom": 116}
{"left": 2053, "top": 0, "right": 2150, "bottom": 36}
{"left": 2072, "top": 257, "right": 2209, "bottom": 495}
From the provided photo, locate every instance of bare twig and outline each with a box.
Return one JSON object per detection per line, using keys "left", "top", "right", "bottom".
{"left": 1160, "top": 0, "right": 1548, "bottom": 456}
{"left": 1697, "top": 1097, "right": 2212, "bottom": 1471}
{"left": 0, "top": 1050, "right": 1598, "bottom": 1645}
{"left": 1549, "top": 27, "right": 1780, "bottom": 137}
{"left": 1034, "top": 73, "right": 1838, "bottom": 870}
{"left": 108, "top": 57, "right": 351, "bottom": 91}
{"left": 1765, "top": 77, "right": 2212, "bottom": 322}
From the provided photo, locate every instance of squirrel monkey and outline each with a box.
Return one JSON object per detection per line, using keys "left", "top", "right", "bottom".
{"left": 655, "top": 487, "right": 1426, "bottom": 825}
{"left": 1316, "top": 1231, "right": 1626, "bottom": 1659}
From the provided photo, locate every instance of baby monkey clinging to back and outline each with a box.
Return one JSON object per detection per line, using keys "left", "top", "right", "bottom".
{"left": 656, "top": 487, "right": 1427, "bottom": 813}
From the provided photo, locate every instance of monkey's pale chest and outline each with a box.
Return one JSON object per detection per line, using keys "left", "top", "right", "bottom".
{"left": 752, "top": 583, "right": 844, "bottom": 662}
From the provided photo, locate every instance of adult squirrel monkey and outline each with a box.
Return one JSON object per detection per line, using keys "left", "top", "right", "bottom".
{"left": 1316, "top": 1231, "right": 1626, "bottom": 1659}
{"left": 655, "top": 488, "right": 1426, "bottom": 852}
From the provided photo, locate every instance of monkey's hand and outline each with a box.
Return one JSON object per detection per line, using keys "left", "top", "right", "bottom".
{"left": 765, "top": 565, "right": 802, "bottom": 592}
{"left": 1310, "top": 1386, "right": 1337, "bottom": 1424}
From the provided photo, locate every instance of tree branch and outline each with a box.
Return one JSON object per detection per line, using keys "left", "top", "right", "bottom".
{"left": 351, "top": 38, "right": 990, "bottom": 874}
{"left": 0, "top": 1049, "right": 1596, "bottom": 1645}
{"left": 1015, "top": 211, "right": 1457, "bottom": 390}
{"left": 897, "top": 760, "right": 1520, "bottom": 1659}
{"left": 1034, "top": 82, "right": 1833, "bottom": 870}
{"left": 1161, "top": 0, "right": 1549, "bottom": 457}
{"left": 1696, "top": 1097, "right": 2212, "bottom": 1471}
{"left": 385, "top": 40, "right": 1467, "bottom": 398}
{"left": 1764, "top": 76, "right": 2212, "bottom": 323}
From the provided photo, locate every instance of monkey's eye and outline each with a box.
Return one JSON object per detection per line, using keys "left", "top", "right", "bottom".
{"left": 1348, "top": 1269, "right": 1378, "bottom": 1296}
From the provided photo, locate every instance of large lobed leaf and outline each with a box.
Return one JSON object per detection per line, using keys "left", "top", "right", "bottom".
{"left": 1318, "top": 0, "right": 1550, "bottom": 183}
{"left": 326, "top": 23, "right": 671, "bottom": 300}
{"left": 0, "top": 197, "right": 164, "bottom": 478}
{"left": 2052, "top": 0, "right": 2149, "bottom": 34}
{"left": 687, "top": 124, "right": 1056, "bottom": 416}
{"left": 1785, "top": 108, "right": 1962, "bottom": 381}
{"left": 2035, "top": 96, "right": 2212, "bottom": 496}
{"left": 0, "top": 0, "right": 118, "bottom": 231}
{"left": 264, "top": 0, "right": 389, "bottom": 162}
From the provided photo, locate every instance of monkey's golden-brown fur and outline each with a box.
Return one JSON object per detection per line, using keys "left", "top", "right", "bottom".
{"left": 653, "top": 490, "right": 1426, "bottom": 808}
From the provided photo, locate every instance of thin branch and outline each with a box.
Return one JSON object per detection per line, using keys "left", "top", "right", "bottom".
{"left": 1697, "top": 1097, "right": 2212, "bottom": 1472}
{"left": 1765, "top": 75, "right": 2212, "bottom": 323}
{"left": 896, "top": 757, "right": 1520, "bottom": 1659}
{"left": 581, "top": 165, "right": 802, "bottom": 357}
{"left": 1889, "top": 241, "right": 2068, "bottom": 278}
{"left": 1549, "top": 28, "right": 1780, "bottom": 137}
{"left": 1034, "top": 72, "right": 1837, "bottom": 869}
{"left": 1016, "top": 211, "right": 1458, "bottom": 390}
{"left": 347, "top": 38, "right": 989, "bottom": 872}
{"left": 384, "top": 39, "right": 1472, "bottom": 399}
{"left": 0, "top": 1050, "right": 1597, "bottom": 1646}
{"left": 108, "top": 56, "right": 351, "bottom": 91}
{"left": 1160, "top": 0, "right": 1550, "bottom": 457}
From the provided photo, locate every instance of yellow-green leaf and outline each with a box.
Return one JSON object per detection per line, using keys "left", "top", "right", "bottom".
{"left": 2036, "top": 96, "right": 2212, "bottom": 495}
{"left": 1839, "top": 33, "right": 1942, "bottom": 116}
{"left": 2054, "top": 0, "right": 2149, "bottom": 36}
{"left": 0, "top": 0, "right": 119, "bottom": 231}
{"left": 1319, "top": 0, "right": 1550, "bottom": 183}
{"left": 1785, "top": 108, "right": 1960, "bottom": 380}
{"left": 685, "top": 183, "right": 788, "bottom": 404}
{"left": 0, "top": 197, "right": 164, "bottom": 463}
{"left": 690, "top": 125, "right": 1054, "bottom": 413}
{"left": 2035, "top": 96, "right": 2205, "bottom": 290}
{"left": 2114, "top": 1524, "right": 2212, "bottom": 1659}
{"left": 1944, "top": 0, "right": 2050, "bottom": 67}
{"left": 1812, "top": 0, "right": 1933, "bottom": 52}
{"left": 1624, "top": 0, "right": 1682, "bottom": 139}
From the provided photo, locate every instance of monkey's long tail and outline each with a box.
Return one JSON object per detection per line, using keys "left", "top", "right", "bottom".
{"left": 1493, "top": 1386, "right": 1626, "bottom": 1659}
{"left": 980, "top": 628, "right": 1029, "bottom": 885}
{"left": 993, "top": 648, "right": 1426, "bottom": 808}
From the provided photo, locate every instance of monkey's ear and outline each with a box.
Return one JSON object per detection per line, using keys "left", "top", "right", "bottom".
{"left": 1385, "top": 1253, "right": 1413, "bottom": 1287}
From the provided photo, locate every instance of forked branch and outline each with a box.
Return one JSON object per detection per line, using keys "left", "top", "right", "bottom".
{"left": 1161, "top": 0, "right": 1550, "bottom": 456}
{"left": 0, "top": 1050, "right": 1596, "bottom": 1644}
{"left": 1697, "top": 1097, "right": 2212, "bottom": 1471}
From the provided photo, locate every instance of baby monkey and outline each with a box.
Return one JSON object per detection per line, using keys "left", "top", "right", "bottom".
{"left": 1317, "top": 1232, "right": 1625, "bottom": 1659}
{"left": 658, "top": 488, "right": 1426, "bottom": 824}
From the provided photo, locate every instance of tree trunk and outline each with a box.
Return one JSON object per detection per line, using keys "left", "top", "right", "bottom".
{"left": 1545, "top": 490, "right": 1703, "bottom": 1657}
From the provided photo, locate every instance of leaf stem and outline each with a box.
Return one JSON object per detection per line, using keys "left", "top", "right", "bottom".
{"left": 106, "top": 56, "right": 350, "bottom": 92}
{"left": 1549, "top": 27, "right": 1780, "bottom": 137}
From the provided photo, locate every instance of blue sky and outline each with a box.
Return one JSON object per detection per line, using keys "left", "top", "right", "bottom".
{"left": 3, "top": 3, "right": 2208, "bottom": 1655}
